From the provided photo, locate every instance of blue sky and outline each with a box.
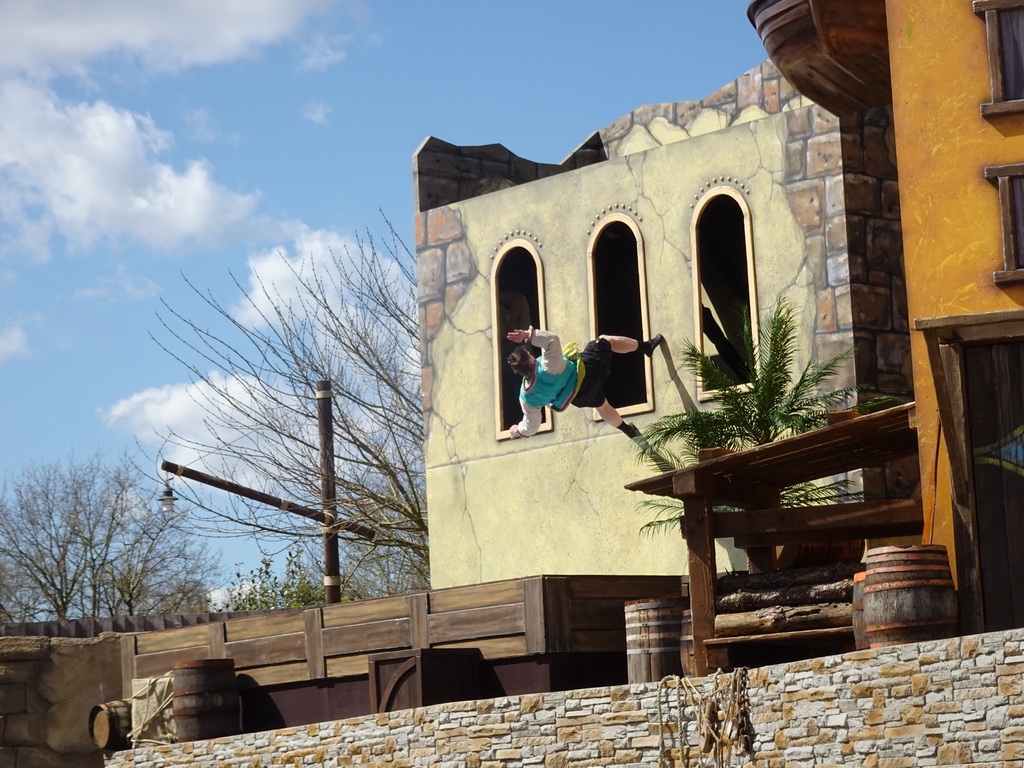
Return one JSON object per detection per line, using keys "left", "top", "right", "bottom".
{"left": 0, "top": 1, "right": 768, "bottom": 575}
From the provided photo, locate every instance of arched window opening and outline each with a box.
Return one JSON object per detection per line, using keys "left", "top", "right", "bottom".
{"left": 493, "top": 245, "right": 547, "bottom": 436}
{"left": 694, "top": 193, "right": 756, "bottom": 388}
{"left": 591, "top": 219, "right": 651, "bottom": 412}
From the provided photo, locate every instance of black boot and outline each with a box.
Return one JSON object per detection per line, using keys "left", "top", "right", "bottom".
{"left": 617, "top": 422, "right": 640, "bottom": 439}
{"left": 640, "top": 333, "right": 664, "bottom": 357}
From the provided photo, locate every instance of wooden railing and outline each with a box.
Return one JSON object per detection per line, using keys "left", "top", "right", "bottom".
{"left": 120, "top": 574, "right": 687, "bottom": 695}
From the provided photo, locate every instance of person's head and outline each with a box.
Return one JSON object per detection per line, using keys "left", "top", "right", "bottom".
{"left": 507, "top": 345, "right": 535, "bottom": 378}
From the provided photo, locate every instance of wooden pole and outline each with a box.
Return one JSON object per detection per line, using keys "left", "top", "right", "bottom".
{"left": 683, "top": 494, "right": 719, "bottom": 676}
{"left": 316, "top": 380, "right": 341, "bottom": 605}
{"left": 160, "top": 461, "right": 375, "bottom": 540}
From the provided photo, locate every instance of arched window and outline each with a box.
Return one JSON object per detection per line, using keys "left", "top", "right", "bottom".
{"left": 691, "top": 189, "right": 758, "bottom": 394}
{"left": 492, "top": 243, "right": 549, "bottom": 438}
{"left": 587, "top": 216, "right": 654, "bottom": 416}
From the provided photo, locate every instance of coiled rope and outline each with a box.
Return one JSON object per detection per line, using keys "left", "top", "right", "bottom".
{"left": 656, "top": 668, "right": 753, "bottom": 767}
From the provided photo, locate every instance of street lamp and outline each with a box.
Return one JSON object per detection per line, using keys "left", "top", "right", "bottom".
{"left": 158, "top": 483, "right": 176, "bottom": 514}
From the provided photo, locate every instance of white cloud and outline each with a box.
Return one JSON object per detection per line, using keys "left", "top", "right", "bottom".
{"left": 0, "top": 81, "right": 260, "bottom": 260}
{"left": 185, "top": 107, "right": 220, "bottom": 143}
{"left": 0, "top": 324, "right": 29, "bottom": 363}
{"left": 230, "top": 226, "right": 357, "bottom": 329}
{"left": 101, "top": 372, "right": 258, "bottom": 462}
{"left": 0, "top": 0, "right": 336, "bottom": 76}
{"left": 298, "top": 34, "right": 349, "bottom": 72}
{"left": 75, "top": 264, "right": 160, "bottom": 301}
{"left": 100, "top": 371, "right": 309, "bottom": 492}
{"left": 302, "top": 101, "right": 332, "bottom": 125}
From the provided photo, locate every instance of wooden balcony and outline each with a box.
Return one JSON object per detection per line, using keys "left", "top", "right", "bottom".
{"left": 747, "top": 0, "right": 892, "bottom": 116}
{"left": 627, "top": 402, "right": 921, "bottom": 675}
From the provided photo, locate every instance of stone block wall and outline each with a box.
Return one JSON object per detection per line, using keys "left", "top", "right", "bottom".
{"left": 107, "top": 626, "right": 1024, "bottom": 767}
{"left": 0, "top": 635, "right": 122, "bottom": 768}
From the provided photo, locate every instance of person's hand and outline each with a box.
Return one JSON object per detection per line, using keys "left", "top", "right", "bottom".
{"left": 509, "top": 425, "right": 523, "bottom": 439}
{"left": 506, "top": 328, "right": 531, "bottom": 344}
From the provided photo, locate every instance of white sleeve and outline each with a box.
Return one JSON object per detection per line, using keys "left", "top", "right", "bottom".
{"left": 530, "top": 329, "right": 566, "bottom": 376}
{"left": 516, "top": 396, "right": 543, "bottom": 437}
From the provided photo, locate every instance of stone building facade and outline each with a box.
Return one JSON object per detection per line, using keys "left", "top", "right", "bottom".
{"left": 415, "top": 61, "right": 914, "bottom": 589}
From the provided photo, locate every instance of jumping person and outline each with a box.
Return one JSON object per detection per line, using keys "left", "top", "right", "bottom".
{"left": 505, "top": 326, "right": 664, "bottom": 439}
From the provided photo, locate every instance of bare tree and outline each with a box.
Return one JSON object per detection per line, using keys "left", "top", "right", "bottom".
{"left": 155, "top": 226, "right": 428, "bottom": 595}
{"left": 0, "top": 454, "right": 220, "bottom": 621}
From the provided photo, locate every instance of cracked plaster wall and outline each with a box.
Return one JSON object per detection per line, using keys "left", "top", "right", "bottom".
{"left": 416, "top": 65, "right": 910, "bottom": 588}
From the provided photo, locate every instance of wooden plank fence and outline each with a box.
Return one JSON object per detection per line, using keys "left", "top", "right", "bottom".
{"left": 120, "top": 575, "right": 687, "bottom": 695}
{"left": 0, "top": 611, "right": 277, "bottom": 639}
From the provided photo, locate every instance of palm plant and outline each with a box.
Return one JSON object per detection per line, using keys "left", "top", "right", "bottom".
{"left": 636, "top": 299, "right": 898, "bottom": 533}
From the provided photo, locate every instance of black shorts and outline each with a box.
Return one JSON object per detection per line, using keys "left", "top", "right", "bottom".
{"left": 571, "top": 338, "right": 613, "bottom": 408}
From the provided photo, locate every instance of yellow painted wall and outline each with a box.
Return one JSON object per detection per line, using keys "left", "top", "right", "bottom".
{"left": 886, "top": 0, "right": 1024, "bottom": 558}
{"left": 425, "top": 103, "right": 842, "bottom": 588}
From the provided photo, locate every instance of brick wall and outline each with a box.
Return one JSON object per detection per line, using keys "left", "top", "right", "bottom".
{"left": 106, "top": 627, "right": 1024, "bottom": 767}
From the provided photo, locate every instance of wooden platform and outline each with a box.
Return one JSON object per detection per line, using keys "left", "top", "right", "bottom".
{"left": 120, "top": 574, "right": 688, "bottom": 697}
{"left": 627, "top": 403, "right": 921, "bottom": 675}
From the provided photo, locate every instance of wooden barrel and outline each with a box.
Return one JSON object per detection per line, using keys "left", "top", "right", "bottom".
{"left": 851, "top": 570, "right": 867, "bottom": 650}
{"left": 89, "top": 699, "right": 132, "bottom": 750}
{"left": 625, "top": 598, "right": 686, "bottom": 683}
{"left": 777, "top": 539, "right": 865, "bottom": 570}
{"left": 863, "top": 545, "right": 958, "bottom": 648}
{"left": 172, "top": 658, "right": 240, "bottom": 743}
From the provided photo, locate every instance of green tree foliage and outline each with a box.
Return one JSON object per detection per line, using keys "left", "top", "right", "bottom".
{"left": 221, "top": 546, "right": 324, "bottom": 611}
{"left": 636, "top": 299, "right": 898, "bottom": 533}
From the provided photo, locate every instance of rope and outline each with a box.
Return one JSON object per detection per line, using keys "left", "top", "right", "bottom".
{"left": 127, "top": 672, "right": 176, "bottom": 747}
{"left": 656, "top": 667, "right": 753, "bottom": 767}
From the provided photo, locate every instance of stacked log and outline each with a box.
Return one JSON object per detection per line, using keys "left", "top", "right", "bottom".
{"left": 714, "top": 563, "right": 863, "bottom": 637}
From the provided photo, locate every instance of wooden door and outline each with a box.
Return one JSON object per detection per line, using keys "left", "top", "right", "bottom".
{"left": 965, "top": 340, "right": 1024, "bottom": 630}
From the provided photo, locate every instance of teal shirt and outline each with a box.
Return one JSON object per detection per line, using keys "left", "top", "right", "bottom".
{"left": 521, "top": 357, "right": 578, "bottom": 411}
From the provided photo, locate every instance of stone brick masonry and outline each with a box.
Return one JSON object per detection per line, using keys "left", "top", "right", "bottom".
{"left": 107, "top": 627, "right": 1024, "bottom": 767}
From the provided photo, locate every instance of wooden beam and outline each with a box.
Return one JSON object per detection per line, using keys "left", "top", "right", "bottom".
{"left": 672, "top": 470, "right": 779, "bottom": 508}
{"left": 303, "top": 608, "right": 325, "bottom": 679}
{"left": 704, "top": 626, "right": 852, "bottom": 646}
{"left": 316, "top": 379, "right": 341, "bottom": 604}
{"left": 161, "top": 460, "right": 375, "bottom": 540}
{"left": 714, "top": 602, "right": 852, "bottom": 638}
{"left": 683, "top": 495, "right": 717, "bottom": 676}
{"left": 120, "top": 635, "right": 138, "bottom": 698}
{"left": 914, "top": 306, "right": 1024, "bottom": 333}
{"left": 408, "top": 593, "right": 429, "bottom": 649}
{"left": 718, "top": 499, "right": 923, "bottom": 546}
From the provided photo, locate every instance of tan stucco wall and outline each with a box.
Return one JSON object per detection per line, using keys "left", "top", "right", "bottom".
{"left": 0, "top": 635, "right": 121, "bottom": 767}
{"left": 423, "top": 103, "right": 845, "bottom": 588}
{"left": 886, "top": 0, "right": 1024, "bottom": 560}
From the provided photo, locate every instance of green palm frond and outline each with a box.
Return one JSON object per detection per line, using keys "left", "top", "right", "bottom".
{"left": 635, "top": 298, "right": 903, "bottom": 533}
{"left": 638, "top": 498, "right": 688, "bottom": 536}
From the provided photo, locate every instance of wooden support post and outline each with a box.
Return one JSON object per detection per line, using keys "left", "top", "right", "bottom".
{"left": 120, "top": 635, "right": 138, "bottom": 698}
{"left": 316, "top": 380, "right": 341, "bottom": 605}
{"left": 682, "top": 494, "right": 717, "bottom": 676}
{"left": 408, "top": 592, "right": 430, "bottom": 649}
{"left": 304, "top": 608, "right": 326, "bottom": 679}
